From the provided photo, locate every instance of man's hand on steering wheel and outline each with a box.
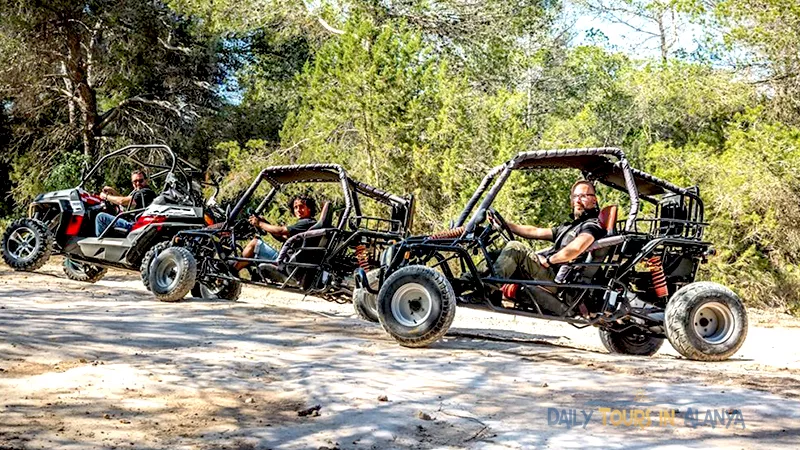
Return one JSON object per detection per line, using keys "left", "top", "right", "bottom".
{"left": 487, "top": 207, "right": 515, "bottom": 242}
{"left": 248, "top": 214, "right": 263, "bottom": 230}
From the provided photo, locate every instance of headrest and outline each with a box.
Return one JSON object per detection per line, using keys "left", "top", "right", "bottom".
{"left": 598, "top": 205, "right": 618, "bottom": 233}
{"left": 309, "top": 201, "right": 333, "bottom": 231}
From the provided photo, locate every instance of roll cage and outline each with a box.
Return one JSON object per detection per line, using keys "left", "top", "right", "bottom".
{"left": 78, "top": 144, "right": 215, "bottom": 208}
{"left": 455, "top": 147, "right": 706, "bottom": 241}
{"left": 225, "top": 164, "right": 413, "bottom": 234}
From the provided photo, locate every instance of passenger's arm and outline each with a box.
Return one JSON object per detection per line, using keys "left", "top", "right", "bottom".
{"left": 508, "top": 223, "right": 553, "bottom": 241}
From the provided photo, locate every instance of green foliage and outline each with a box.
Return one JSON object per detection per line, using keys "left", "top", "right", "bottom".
{"left": 277, "top": 18, "right": 534, "bottom": 231}
{"left": 645, "top": 110, "right": 800, "bottom": 313}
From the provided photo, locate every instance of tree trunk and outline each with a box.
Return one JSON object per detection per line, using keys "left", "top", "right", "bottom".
{"left": 65, "top": 27, "right": 99, "bottom": 159}
{"left": 60, "top": 61, "right": 77, "bottom": 126}
{"left": 657, "top": 14, "right": 668, "bottom": 64}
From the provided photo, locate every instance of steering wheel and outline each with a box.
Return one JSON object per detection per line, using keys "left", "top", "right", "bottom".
{"left": 487, "top": 207, "right": 515, "bottom": 242}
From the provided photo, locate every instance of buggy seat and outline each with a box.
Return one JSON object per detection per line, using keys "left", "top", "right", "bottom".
{"left": 262, "top": 201, "right": 338, "bottom": 288}
{"left": 501, "top": 204, "right": 619, "bottom": 303}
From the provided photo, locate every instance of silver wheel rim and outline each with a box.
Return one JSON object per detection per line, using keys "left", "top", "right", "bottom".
{"left": 65, "top": 259, "right": 86, "bottom": 275}
{"left": 198, "top": 283, "right": 223, "bottom": 298}
{"left": 693, "top": 301, "right": 735, "bottom": 345}
{"left": 155, "top": 257, "right": 180, "bottom": 292}
{"left": 390, "top": 283, "right": 433, "bottom": 327}
{"left": 7, "top": 227, "right": 38, "bottom": 261}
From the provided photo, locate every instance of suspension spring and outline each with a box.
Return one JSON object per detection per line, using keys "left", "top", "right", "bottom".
{"left": 645, "top": 256, "right": 669, "bottom": 298}
{"left": 355, "top": 244, "right": 372, "bottom": 271}
{"left": 429, "top": 226, "right": 465, "bottom": 240}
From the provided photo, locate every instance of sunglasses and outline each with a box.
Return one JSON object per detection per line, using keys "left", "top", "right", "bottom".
{"left": 571, "top": 193, "right": 596, "bottom": 200}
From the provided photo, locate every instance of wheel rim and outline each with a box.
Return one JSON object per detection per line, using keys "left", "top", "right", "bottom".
{"left": 65, "top": 259, "right": 86, "bottom": 275}
{"left": 7, "top": 227, "right": 38, "bottom": 261}
{"left": 198, "top": 282, "right": 224, "bottom": 298}
{"left": 390, "top": 283, "right": 433, "bottom": 327}
{"left": 155, "top": 258, "right": 180, "bottom": 292}
{"left": 693, "top": 301, "right": 735, "bottom": 345}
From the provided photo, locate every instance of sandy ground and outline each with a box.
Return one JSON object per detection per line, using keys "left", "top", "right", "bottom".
{"left": 2, "top": 258, "right": 800, "bottom": 449}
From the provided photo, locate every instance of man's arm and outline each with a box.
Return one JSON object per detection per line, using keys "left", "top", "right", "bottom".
{"left": 100, "top": 192, "right": 133, "bottom": 207}
{"left": 249, "top": 216, "right": 290, "bottom": 239}
{"left": 508, "top": 223, "right": 553, "bottom": 240}
{"left": 545, "top": 233, "right": 596, "bottom": 265}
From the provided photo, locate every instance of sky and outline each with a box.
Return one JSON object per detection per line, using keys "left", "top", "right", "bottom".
{"left": 565, "top": 1, "right": 705, "bottom": 60}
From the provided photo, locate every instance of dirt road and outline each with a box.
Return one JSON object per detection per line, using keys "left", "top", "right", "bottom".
{"left": 2, "top": 259, "right": 800, "bottom": 449}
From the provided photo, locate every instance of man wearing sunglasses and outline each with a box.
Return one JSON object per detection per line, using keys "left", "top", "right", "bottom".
{"left": 94, "top": 169, "right": 157, "bottom": 236}
{"left": 487, "top": 180, "right": 606, "bottom": 310}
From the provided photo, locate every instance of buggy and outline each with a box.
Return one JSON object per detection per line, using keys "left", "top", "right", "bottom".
{"left": 1, "top": 144, "right": 223, "bottom": 284}
{"left": 372, "top": 147, "right": 748, "bottom": 361}
{"left": 147, "top": 164, "right": 414, "bottom": 304}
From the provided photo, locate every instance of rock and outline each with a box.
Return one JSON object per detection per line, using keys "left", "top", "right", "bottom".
{"left": 540, "top": 382, "right": 549, "bottom": 388}
{"left": 244, "top": 397, "right": 255, "bottom": 404}
{"left": 377, "top": 395, "right": 389, "bottom": 402}
{"left": 119, "top": 420, "right": 130, "bottom": 424}
{"left": 298, "top": 404, "right": 321, "bottom": 417}
{"left": 103, "top": 414, "right": 111, "bottom": 419}
{"left": 417, "top": 411, "right": 433, "bottom": 421}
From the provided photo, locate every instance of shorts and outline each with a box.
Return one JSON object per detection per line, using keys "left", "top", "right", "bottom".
{"left": 254, "top": 239, "right": 279, "bottom": 261}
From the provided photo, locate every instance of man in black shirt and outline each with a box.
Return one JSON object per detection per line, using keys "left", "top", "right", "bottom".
{"left": 490, "top": 179, "right": 606, "bottom": 285}
{"left": 94, "top": 169, "right": 157, "bottom": 236}
{"left": 235, "top": 195, "right": 318, "bottom": 271}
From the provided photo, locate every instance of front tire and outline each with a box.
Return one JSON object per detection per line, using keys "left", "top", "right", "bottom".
{"left": 665, "top": 282, "right": 748, "bottom": 361}
{"left": 377, "top": 265, "right": 456, "bottom": 348}
{"left": 63, "top": 258, "right": 107, "bottom": 283}
{"left": 140, "top": 241, "right": 171, "bottom": 291}
{"left": 148, "top": 247, "right": 197, "bottom": 302}
{"left": 1, "top": 218, "right": 54, "bottom": 271}
{"left": 599, "top": 328, "right": 664, "bottom": 356}
{"left": 353, "top": 270, "right": 381, "bottom": 323}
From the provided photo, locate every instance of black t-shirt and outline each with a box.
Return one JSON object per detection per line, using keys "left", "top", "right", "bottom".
{"left": 549, "top": 217, "right": 606, "bottom": 254}
{"left": 131, "top": 188, "right": 157, "bottom": 209}
{"left": 287, "top": 217, "right": 317, "bottom": 237}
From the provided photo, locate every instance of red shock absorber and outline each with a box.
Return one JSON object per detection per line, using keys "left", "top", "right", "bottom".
{"left": 355, "top": 245, "right": 371, "bottom": 270}
{"left": 646, "top": 256, "right": 669, "bottom": 298}
{"left": 429, "top": 226, "right": 465, "bottom": 240}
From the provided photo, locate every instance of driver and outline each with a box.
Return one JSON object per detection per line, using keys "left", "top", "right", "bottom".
{"left": 234, "top": 195, "right": 318, "bottom": 271}
{"left": 94, "top": 169, "right": 157, "bottom": 236}
{"left": 490, "top": 179, "right": 606, "bottom": 288}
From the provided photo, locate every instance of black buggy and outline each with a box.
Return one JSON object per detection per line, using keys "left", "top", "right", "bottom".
{"left": 371, "top": 147, "right": 748, "bottom": 361}
{"left": 147, "top": 164, "right": 414, "bottom": 305}
{"left": 1, "top": 144, "right": 223, "bottom": 284}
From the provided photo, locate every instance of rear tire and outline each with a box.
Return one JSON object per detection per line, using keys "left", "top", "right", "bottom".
{"left": 148, "top": 247, "right": 197, "bottom": 302}
{"left": 599, "top": 328, "right": 664, "bottom": 356}
{"left": 665, "top": 282, "right": 748, "bottom": 361}
{"left": 62, "top": 258, "right": 107, "bottom": 283}
{"left": 353, "top": 270, "right": 381, "bottom": 323}
{"left": 377, "top": 265, "right": 456, "bottom": 348}
{"left": 1, "top": 218, "right": 53, "bottom": 271}
{"left": 191, "top": 279, "right": 242, "bottom": 300}
{"left": 140, "top": 241, "right": 171, "bottom": 291}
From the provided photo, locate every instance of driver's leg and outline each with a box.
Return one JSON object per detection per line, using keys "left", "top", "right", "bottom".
{"left": 95, "top": 213, "right": 114, "bottom": 237}
{"left": 492, "top": 241, "right": 553, "bottom": 282}
{"left": 235, "top": 238, "right": 260, "bottom": 271}
{"left": 95, "top": 213, "right": 133, "bottom": 237}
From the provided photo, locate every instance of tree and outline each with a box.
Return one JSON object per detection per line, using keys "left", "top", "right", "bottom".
{"left": 0, "top": 0, "right": 226, "bottom": 160}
